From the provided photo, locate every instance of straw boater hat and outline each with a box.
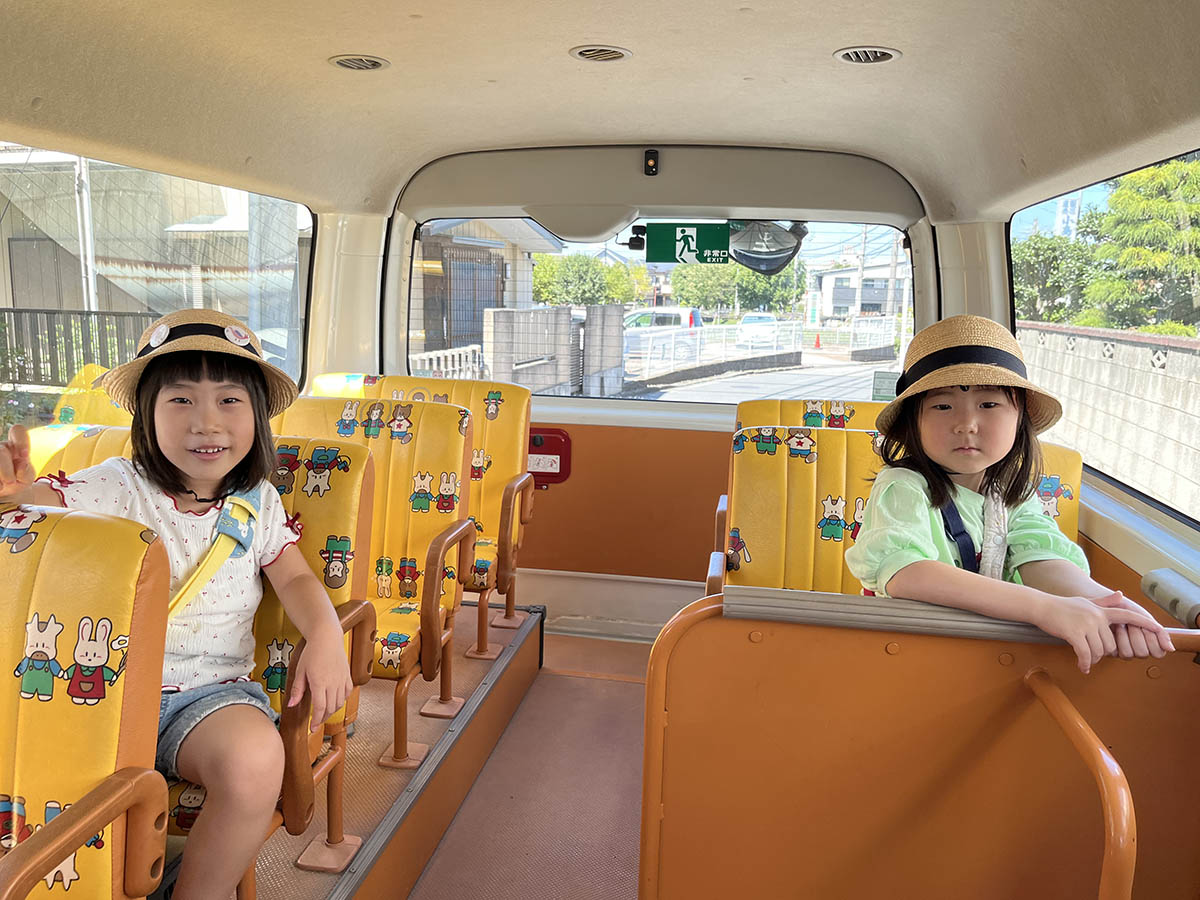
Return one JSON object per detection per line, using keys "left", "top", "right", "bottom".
{"left": 100, "top": 309, "right": 298, "bottom": 417}
{"left": 877, "top": 315, "right": 1061, "bottom": 435}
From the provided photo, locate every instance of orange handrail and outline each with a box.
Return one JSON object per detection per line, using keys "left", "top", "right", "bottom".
{"left": 1024, "top": 667, "right": 1136, "bottom": 900}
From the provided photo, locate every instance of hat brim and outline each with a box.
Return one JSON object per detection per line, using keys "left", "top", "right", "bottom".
{"left": 100, "top": 335, "right": 298, "bottom": 419}
{"left": 875, "top": 362, "right": 1061, "bottom": 435}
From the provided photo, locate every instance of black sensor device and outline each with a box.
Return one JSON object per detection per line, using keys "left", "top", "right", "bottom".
{"left": 644, "top": 149, "right": 659, "bottom": 176}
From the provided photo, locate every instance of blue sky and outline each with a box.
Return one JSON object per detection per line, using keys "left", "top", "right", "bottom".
{"left": 1010, "top": 183, "right": 1112, "bottom": 241}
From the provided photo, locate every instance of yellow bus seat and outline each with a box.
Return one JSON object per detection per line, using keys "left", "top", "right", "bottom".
{"left": 49, "top": 365, "right": 132, "bottom": 429}
{"left": 0, "top": 506, "right": 170, "bottom": 900}
{"left": 310, "top": 374, "right": 534, "bottom": 659}
{"left": 273, "top": 397, "right": 476, "bottom": 768}
{"left": 30, "top": 426, "right": 379, "bottom": 883}
{"left": 714, "top": 398, "right": 888, "bottom": 550}
{"left": 709, "top": 425, "right": 1085, "bottom": 597}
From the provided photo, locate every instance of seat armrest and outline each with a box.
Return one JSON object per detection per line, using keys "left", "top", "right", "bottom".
{"left": 277, "top": 598, "right": 379, "bottom": 835}
{"left": 0, "top": 768, "right": 167, "bottom": 900}
{"left": 706, "top": 551, "right": 726, "bottom": 597}
{"left": 496, "top": 472, "right": 535, "bottom": 594}
{"left": 713, "top": 494, "right": 728, "bottom": 553}
{"left": 420, "top": 518, "right": 478, "bottom": 678}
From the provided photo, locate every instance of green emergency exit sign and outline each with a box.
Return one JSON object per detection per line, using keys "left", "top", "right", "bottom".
{"left": 645, "top": 223, "right": 730, "bottom": 264}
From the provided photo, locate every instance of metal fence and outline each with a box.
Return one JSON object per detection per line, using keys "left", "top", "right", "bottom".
{"left": 623, "top": 321, "right": 805, "bottom": 380}
{"left": 409, "top": 343, "right": 485, "bottom": 380}
{"left": 1, "top": 308, "right": 155, "bottom": 386}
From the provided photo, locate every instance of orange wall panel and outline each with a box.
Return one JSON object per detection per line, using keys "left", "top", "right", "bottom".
{"left": 521, "top": 423, "right": 729, "bottom": 581}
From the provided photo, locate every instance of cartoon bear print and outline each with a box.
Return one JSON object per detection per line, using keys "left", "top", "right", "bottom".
{"left": 319, "top": 536, "right": 355, "bottom": 589}
{"left": 484, "top": 390, "right": 504, "bottom": 420}
{"left": 376, "top": 557, "right": 394, "bottom": 598}
{"left": 378, "top": 632, "right": 411, "bottom": 669}
{"left": 753, "top": 426, "right": 782, "bottom": 455}
{"left": 727, "top": 527, "right": 751, "bottom": 569}
{"left": 0, "top": 795, "right": 33, "bottom": 849}
{"left": 397, "top": 558, "right": 421, "bottom": 599}
{"left": 172, "top": 783, "right": 207, "bottom": 833}
{"left": 826, "top": 400, "right": 855, "bottom": 428}
{"left": 817, "top": 495, "right": 850, "bottom": 542}
{"left": 65, "top": 617, "right": 119, "bottom": 705}
{"left": 14, "top": 613, "right": 65, "bottom": 701}
{"left": 436, "top": 472, "right": 459, "bottom": 513}
{"left": 802, "top": 399, "right": 826, "bottom": 427}
{"left": 261, "top": 638, "right": 294, "bottom": 694}
{"left": 335, "top": 400, "right": 360, "bottom": 437}
{"left": 271, "top": 444, "right": 302, "bottom": 496}
{"left": 388, "top": 403, "right": 414, "bottom": 443}
{"left": 471, "top": 448, "right": 493, "bottom": 481}
{"left": 850, "top": 497, "right": 866, "bottom": 541}
{"left": 410, "top": 471, "right": 435, "bottom": 513}
{"left": 785, "top": 428, "right": 818, "bottom": 463}
{"left": 433, "top": 392, "right": 449, "bottom": 404}
{"left": 0, "top": 506, "right": 47, "bottom": 554}
{"left": 360, "top": 400, "right": 387, "bottom": 439}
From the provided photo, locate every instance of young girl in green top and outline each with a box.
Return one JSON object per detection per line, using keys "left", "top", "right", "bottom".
{"left": 845, "top": 315, "right": 1172, "bottom": 674}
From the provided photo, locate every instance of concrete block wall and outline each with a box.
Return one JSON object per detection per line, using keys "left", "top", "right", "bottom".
{"left": 1018, "top": 322, "right": 1200, "bottom": 520}
{"left": 484, "top": 306, "right": 574, "bottom": 395}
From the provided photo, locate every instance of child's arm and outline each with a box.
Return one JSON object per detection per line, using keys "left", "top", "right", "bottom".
{"left": 264, "top": 545, "right": 354, "bottom": 731}
{"left": 0, "top": 425, "right": 65, "bottom": 506}
{"left": 886, "top": 560, "right": 1168, "bottom": 674}
{"left": 1018, "top": 558, "right": 1173, "bottom": 656}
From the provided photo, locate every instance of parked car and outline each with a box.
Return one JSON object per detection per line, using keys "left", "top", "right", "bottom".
{"left": 623, "top": 307, "right": 704, "bottom": 330}
{"left": 737, "top": 311, "right": 779, "bottom": 347}
{"left": 624, "top": 306, "right": 705, "bottom": 366}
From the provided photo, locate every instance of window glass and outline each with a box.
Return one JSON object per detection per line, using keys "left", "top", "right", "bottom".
{"left": 0, "top": 141, "right": 311, "bottom": 428}
{"left": 407, "top": 217, "right": 914, "bottom": 404}
{"left": 1011, "top": 151, "right": 1200, "bottom": 521}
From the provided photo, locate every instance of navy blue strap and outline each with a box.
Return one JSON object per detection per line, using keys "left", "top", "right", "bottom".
{"left": 940, "top": 500, "right": 978, "bottom": 574}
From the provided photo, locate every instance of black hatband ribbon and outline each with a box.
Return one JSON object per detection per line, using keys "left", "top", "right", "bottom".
{"left": 137, "top": 323, "right": 259, "bottom": 358}
{"left": 895, "top": 345, "right": 1025, "bottom": 395}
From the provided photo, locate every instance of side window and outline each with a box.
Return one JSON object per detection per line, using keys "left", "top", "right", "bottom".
{"left": 0, "top": 141, "right": 311, "bottom": 428}
{"left": 407, "top": 217, "right": 914, "bottom": 405}
{"left": 1011, "top": 151, "right": 1200, "bottom": 521}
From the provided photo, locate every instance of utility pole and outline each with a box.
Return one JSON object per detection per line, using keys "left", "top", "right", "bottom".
{"left": 74, "top": 157, "right": 98, "bottom": 312}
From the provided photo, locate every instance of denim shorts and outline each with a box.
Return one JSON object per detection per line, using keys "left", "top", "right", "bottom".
{"left": 156, "top": 682, "right": 278, "bottom": 779}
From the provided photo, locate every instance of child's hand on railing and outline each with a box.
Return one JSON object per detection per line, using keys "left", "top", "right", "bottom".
{"left": 1089, "top": 590, "right": 1174, "bottom": 658}
{"left": 1032, "top": 592, "right": 1168, "bottom": 674}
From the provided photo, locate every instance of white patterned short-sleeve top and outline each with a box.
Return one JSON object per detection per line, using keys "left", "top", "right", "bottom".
{"left": 39, "top": 458, "right": 301, "bottom": 689}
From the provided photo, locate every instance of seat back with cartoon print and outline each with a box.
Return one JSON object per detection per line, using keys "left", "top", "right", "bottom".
{"left": 719, "top": 425, "right": 1085, "bottom": 595}
{"left": 273, "top": 397, "right": 474, "bottom": 680}
{"left": 0, "top": 506, "right": 169, "bottom": 900}
{"left": 724, "top": 426, "right": 884, "bottom": 594}
{"left": 309, "top": 373, "right": 532, "bottom": 596}
{"left": 735, "top": 398, "right": 887, "bottom": 436}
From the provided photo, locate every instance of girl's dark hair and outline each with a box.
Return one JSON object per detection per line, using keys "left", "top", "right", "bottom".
{"left": 878, "top": 385, "right": 1043, "bottom": 509}
{"left": 131, "top": 351, "right": 275, "bottom": 498}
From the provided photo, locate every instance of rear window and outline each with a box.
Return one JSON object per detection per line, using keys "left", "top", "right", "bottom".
{"left": 406, "top": 217, "right": 913, "bottom": 405}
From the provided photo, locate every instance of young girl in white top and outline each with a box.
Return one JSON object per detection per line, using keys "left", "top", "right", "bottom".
{"left": 845, "top": 315, "right": 1172, "bottom": 674}
{"left": 0, "top": 309, "right": 353, "bottom": 900}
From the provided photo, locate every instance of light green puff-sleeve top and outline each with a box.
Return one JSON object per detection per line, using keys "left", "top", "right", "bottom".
{"left": 844, "top": 466, "right": 1089, "bottom": 597}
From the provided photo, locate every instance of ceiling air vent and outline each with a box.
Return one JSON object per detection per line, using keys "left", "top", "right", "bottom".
{"left": 329, "top": 55, "right": 390, "bottom": 71}
{"left": 569, "top": 45, "right": 632, "bottom": 62}
{"left": 834, "top": 46, "right": 901, "bottom": 64}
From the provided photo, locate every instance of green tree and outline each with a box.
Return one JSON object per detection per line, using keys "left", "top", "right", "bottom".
{"left": 670, "top": 264, "right": 737, "bottom": 310}
{"left": 531, "top": 253, "right": 560, "bottom": 305}
{"left": 1081, "top": 157, "right": 1200, "bottom": 327}
{"left": 553, "top": 254, "right": 609, "bottom": 306}
{"left": 1010, "top": 233, "right": 1097, "bottom": 322}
